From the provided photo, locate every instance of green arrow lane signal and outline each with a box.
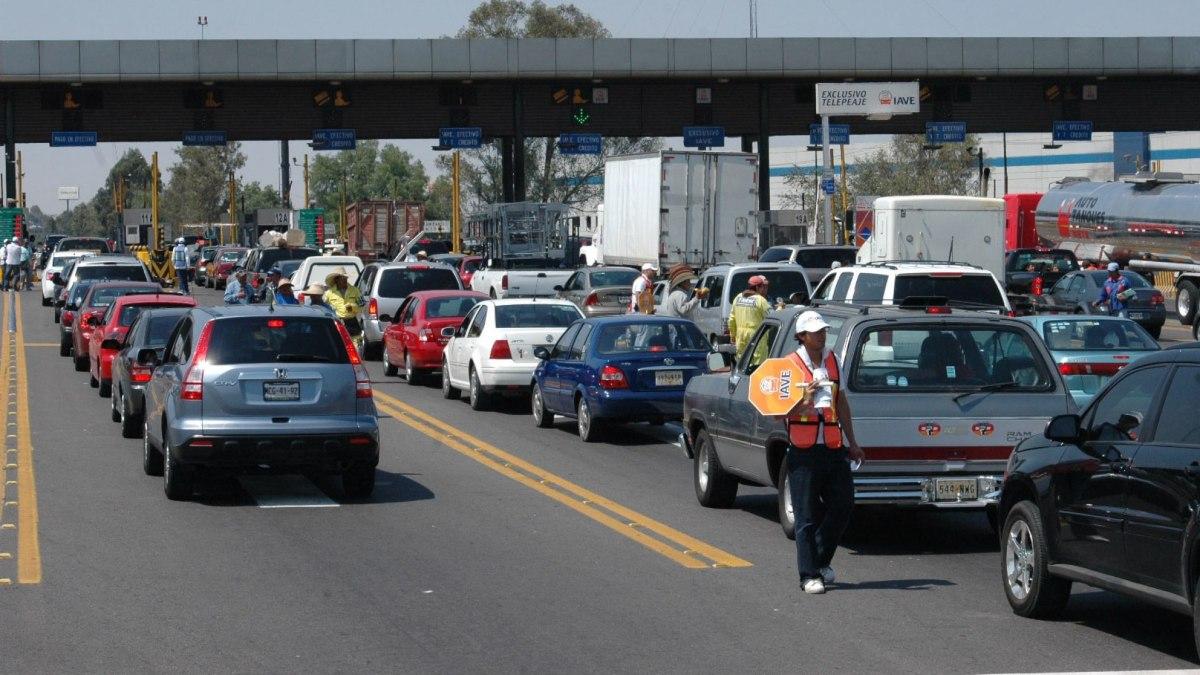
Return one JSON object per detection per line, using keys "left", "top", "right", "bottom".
{"left": 572, "top": 107, "right": 590, "bottom": 126}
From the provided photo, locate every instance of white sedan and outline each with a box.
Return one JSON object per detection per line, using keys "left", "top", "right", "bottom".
{"left": 41, "top": 251, "right": 92, "bottom": 306}
{"left": 442, "top": 299, "right": 583, "bottom": 411}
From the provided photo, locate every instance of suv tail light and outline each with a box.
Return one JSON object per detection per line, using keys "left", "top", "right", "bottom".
{"left": 1031, "top": 276, "right": 1044, "bottom": 296}
{"left": 599, "top": 364, "right": 628, "bottom": 389}
{"left": 490, "top": 339, "right": 512, "bottom": 359}
{"left": 180, "top": 322, "right": 215, "bottom": 401}
{"left": 1059, "top": 362, "right": 1123, "bottom": 376}
{"left": 368, "top": 297, "right": 378, "bottom": 318}
{"left": 925, "top": 306, "right": 952, "bottom": 314}
{"left": 419, "top": 328, "right": 434, "bottom": 342}
{"left": 62, "top": 310, "right": 75, "bottom": 327}
{"left": 335, "top": 321, "right": 373, "bottom": 398}
{"left": 585, "top": 292, "right": 599, "bottom": 307}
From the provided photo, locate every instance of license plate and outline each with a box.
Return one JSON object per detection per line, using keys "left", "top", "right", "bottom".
{"left": 935, "top": 478, "right": 978, "bottom": 502}
{"left": 263, "top": 381, "right": 300, "bottom": 401}
{"left": 655, "top": 370, "right": 684, "bottom": 387}
{"left": 1128, "top": 312, "right": 1145, "bottom": 319}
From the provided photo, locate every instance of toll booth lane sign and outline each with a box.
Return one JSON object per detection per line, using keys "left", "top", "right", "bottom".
{"left": 925, "top": 121, "right": 966, "bottom": 144}
{"left": 183, "top": 131, "right": 228, "bottom": 146}
{"left": 683, "top": 126, "right": 725, "bottom": 148}
{"left": 1053, "top": 121, "right": 1093, "bottom": 142}
{"left": 558, "top": 133, "right": 603, "bottom": 155}
{"left": 748, "top": 357, "right": 810, "bottom": 417}
{"left": 50, "top": 131, "right": 98, "bottom": 147}
{"left": 312, "top": 128, "right": 357, "bottom": 151}
{"left": 809, "top": 123, "right": 850, "bottom": 146}
{"left": 439, "top": 127, "right": 483, "bottom": 149}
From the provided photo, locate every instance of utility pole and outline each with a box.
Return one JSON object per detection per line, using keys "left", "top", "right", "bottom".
{"left": 339, "top": 174, "right": 348, "bottom": 242}
{"left": 227, "top": 172, "right": 237, "bottom": 247}
{"left": 15, "top": 151, "right": 23, "bottom": 208}
{"left": 302, "top": 155, "right": 309, "bottom": 207}
{"left": 197, "top": 16, "right": 208, "bottom": 40}
{"left": 838, "top": 144, "right": 848, "bottom": 244}
{"left": 451, "top": 151, "right": 461, "bottom": 254}
{"left": 748, "top": 0, "right": 759, "bottom": 38}
{"left": 279, "top": 140, "right": 291, "bottom": 209}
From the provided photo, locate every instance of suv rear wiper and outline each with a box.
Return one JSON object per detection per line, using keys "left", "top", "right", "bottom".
{"left": 953, "top": 380, "right": 1020, "bottom": 403}
{"left": 275, "top": 354, "right": 331, "bottom": 363}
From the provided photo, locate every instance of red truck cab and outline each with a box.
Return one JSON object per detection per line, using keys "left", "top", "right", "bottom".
{"left": 1004, "top": 193, "right": 1043, "bottom": 250}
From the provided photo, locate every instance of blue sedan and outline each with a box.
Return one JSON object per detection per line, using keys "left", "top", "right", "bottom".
{"left": 530, "top": 315, "right": 713, "bottom": 442}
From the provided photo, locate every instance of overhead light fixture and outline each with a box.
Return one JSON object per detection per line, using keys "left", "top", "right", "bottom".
{"left": 591, "top": 78, "right": 603, "bottom": 84}
{"left": 806, "top": 145, "right": 823, "bottom": 151}
{"left": 1044, "top": 143, "right": 1063, "bottom": 150}
{"left": 461, "top": 79, "right": 473, "bottom": 85}
{"left": 329, "top": 80, "right": 341, "bottom": 86}
{"left": 717, "top": 77, "right": 730, "bottom": 84}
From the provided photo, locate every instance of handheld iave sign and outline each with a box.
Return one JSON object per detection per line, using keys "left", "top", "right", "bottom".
{"left": 746, "top": 358, "right": 831, "bottom": 417}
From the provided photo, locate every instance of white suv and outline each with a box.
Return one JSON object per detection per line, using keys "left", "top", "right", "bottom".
{"left": 812, "top": 262, "right": 1011, "bottom": 313}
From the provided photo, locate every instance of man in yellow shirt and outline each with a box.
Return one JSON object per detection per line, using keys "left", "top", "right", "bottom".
{"left": 325, "top": 267, "right": 365, "bottom": 343}
{"left": 728, "top": 274, "right": 771, "bottom": 362}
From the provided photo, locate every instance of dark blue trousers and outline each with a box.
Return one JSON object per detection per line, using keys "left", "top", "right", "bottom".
{"left": 788, "top": 445, "right": 854, "bottom": 580}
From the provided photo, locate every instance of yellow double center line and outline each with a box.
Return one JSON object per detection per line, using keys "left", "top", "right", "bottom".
{"left": 0, "top": 292, "right": 41, "bottom": 585}
{"left": 373, "top": 391, "right": 751, "bottom": 570}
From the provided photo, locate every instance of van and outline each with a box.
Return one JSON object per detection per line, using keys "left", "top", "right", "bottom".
{"left": 692, "top": 263, "right": 812, "bottom": 344}
{"left": 813, "top": 262, "right": 1012, "bottom": 313}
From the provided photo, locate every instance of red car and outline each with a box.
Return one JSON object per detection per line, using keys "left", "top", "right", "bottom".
{"left": 457, "top": 256, "right": 483, "bottom": 288}
{"left": 208, "top": 246, "right": 248, "bottom": 289}
{"left": 88, "top": 294, "right": 197, "bottom": 397}
{"left": 72, "top": 282, "right": 164, "bottom": 372}
{"left": 383, "top": 290, "right": 487, "bottom": 383}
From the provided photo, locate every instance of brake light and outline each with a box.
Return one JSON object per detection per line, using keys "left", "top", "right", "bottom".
{"left": 407, "top": 265, "right": 429, "bottom": 270}
{"left": 490, "top": 339, "right": 512, "bottom": 359}
{"left": 188, "top": 439, "right": 214, "bottom": 448}
{"left": 1032, "top": 276, "right": 1043, "bottom": 296}
{"left": 62, "top": 311, "right": 75, "bottom": 326}
{"left": 180, "top": 322, "right": 214, "bottom": 401}
{"left": 368, "top": 297, "right": 378, "bottom": 318}
{"left": 1058, "top": 362, "right": 1124, "bottom": 376}
{"left": 1151, "top": 291, "right": 1165, "bottom": 306}
{"left": 267, "top": 319, "right": 285, "bottom": 329}
{"left": 585, "top": 292, "right": 599, "bottom": 307}
{"left": 419, "top": 328, "right": 434, "bottom": 342}
{"left": 335, "top": 321, "right": 372, "bottom": 398}
{"left": 599, "top": 364, "right": 628, "bottom": 389}
{"left": 925, "top": 306, "right": 952, "bottom": 314}
{"left": 501, "top": 274, "right": 509, "bottom": 291}
{"left": 348, "top": 436, "right": 373, "bottom": 446}
{"left": 130, "top": 365, "right": 153, "bottom": 383}
{"left": 929, "top": 272, "right": 963, "bottom": 278}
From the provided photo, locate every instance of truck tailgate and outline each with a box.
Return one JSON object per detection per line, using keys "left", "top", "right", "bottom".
{"left": 506, "top": 271, "right": 573, "bottom": 298}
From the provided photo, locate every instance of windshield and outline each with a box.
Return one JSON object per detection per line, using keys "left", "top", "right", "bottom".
{"left": 795, "top": 249, "right": 857, "bottom": 269}
{"left": 87, "top": 286, "right": 156, "bottom": 308}
{"left": 1008, "top": 250, "right": 1078, "bottom": 272}
{"left": 1088, "top": 270, "right": 1151, "bottom": 288}
{"left": 58, "top": 238, "right": 108, "bottom": 252}
{"left": 595, "top": 321, "right": 709, "bottom": 355}
{"left": 589, "top": 269, "right": 639, "bottom": 287}
{"left": 850, "top": 325, "right": 1052, "bottom": 392}
{"left": 144, "top": 312, "right": 187, "bottom": 346}
{"left": 463, "top": 258, "right": 482, "bottom": 272}
{"left": 378, "top": 268, "right": 459, "bottom": 298}
{"left": 69, "top": 283, "right": 96, "bottom": 306}
{"left": 425, "top": 296, "right": 482, "bottom": 318}
{"left": 118, "top": 305, "right": 147, "bottom": 327}
{"left": 50, "top": 255, "right": 82, "bottom": 268}
{"left": 728, "top": 271, "right": 811, "bottom": 305}
{"left": 206, "top": 316, "right": 349, "bottom": 365}
{"left": 495, "top": 304, "right": 583, "bottom": 328}
{"left": 1041, "top": 319, "right": 1159, "bottom": 351}
{"left": 893, "top": 274, "right": 1005, "bottom": 308}
{"left": 218, "top": 250, "right": 245, "bottom": 262}
{"left": 77, "top": 266, "right": 148, "bottom": 283}
{"left": 305, "top": 262, "right": 361, "bottom": 287}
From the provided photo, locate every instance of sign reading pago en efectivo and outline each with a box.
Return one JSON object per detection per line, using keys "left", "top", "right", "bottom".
{"left": 815, "top": 82, "right": 920, "bottom": 116}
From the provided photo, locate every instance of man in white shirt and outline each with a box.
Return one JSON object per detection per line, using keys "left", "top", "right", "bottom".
{"left": 628, "top": 262, "right": 657, "bottom": 313}
{"left": 171, "top": 238, "right": 191, "bottom": 294}
{"left": 3, "top": 237, "right": 23, "bottom": 291}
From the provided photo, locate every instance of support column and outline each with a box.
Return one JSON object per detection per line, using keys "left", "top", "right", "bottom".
{"left": 741, "top": 136, "right": 755, "bottom": 153}
{"left": 501, "top": 136, "right": 514, "bottom": 202}
{"left": 280, "top": 140, "right": 291, "bottom": 209}
{"left": 513, "top": 88, "right": 526, "bottom": 202}
{"left": 757, "top": 84, "right": 770, "bottom": 212}
{"left": 4, "top": 95, "right": 15, "bottom": 204}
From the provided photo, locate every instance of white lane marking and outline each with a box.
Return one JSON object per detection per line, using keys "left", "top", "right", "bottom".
{"left": 238, "top": 474, "right": 339, "bottom": 508}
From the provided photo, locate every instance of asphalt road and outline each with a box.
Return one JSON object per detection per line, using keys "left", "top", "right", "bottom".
{"left": 2, "top": 284, "right": 1197, "bottom": 673}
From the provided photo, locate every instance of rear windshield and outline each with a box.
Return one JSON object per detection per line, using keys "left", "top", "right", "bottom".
{"left": 58, "top": 239, "right": 108, "bottom": 252}
{"left": 893, "top": 274, "right": 1005, "bottom": 308}
{"left": 277, "top": 260, "right": 302, "bottom": 276}
{"left": 205, "top": 316, "right": 349, "bottom": 365}
{"left": 218, "top": 250, "right": 245, "bottom": 262}
{"left": 69, "top": 283, "right": 96, "bottom": 305}
{"left": 795, "top": 249, "right": 857, "bottom": 269}
{"left": 50, "top": 255, "right": 81, "bottom": 268}
{"left": 145, "top": 313, "right": 187, "bottom": 347}
{"left": 410, "top": 240, "right": 451, "bottom": 256}
{"left": 255, "top": 248, "right": 318, "bottom": 271}
{"left": 850, "top": 325, "right": 1052, "bottom": 392}
{"left": 463, "top": 258, "right": 482, "bottom": 272}
{"left": 495, "top": 304, "right": 583, "bottom": 328}
{"left": 378, "top": 268, "right": 459, "bottom": 298}
{"left": 1040, "top": 319, "right": 1159, "bottom": 351}
{"left": 595, "top": 321, "right": 709, "bottom": 355}
{"left": 1008, "top": 250, "right": 1078, "bottom": 272}
{"left": 1088, "top": 271, "right": 1151, "bottom": 288}
{"left": 87, "top": 286, "right": 157, "bottom": 308}
{"left": 589, "top": 269, "right": 639, "bottom": 287}
{"left": 118, "top": 305, "right": 147, "bottom": 327}
{"left": 77, "top": 266, "right": 148, "bottom": 283}
{"left": 200, "top": 247, "right": 218, "bottom": 259}
{"left": 728, "top": 271, "right": 810, "bottom": 305}
{"left": 757, "top": 247, "right": 792, "bottom": 263}
{"left": 302, "top": 262, "right": 361, "bottom": 287}
{"left": 425, "top": 296, "right": 482, "bottom": 318}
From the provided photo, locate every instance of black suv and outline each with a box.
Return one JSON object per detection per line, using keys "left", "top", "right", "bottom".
{"left": 999, "top": 346, "right": 1200, "bottom": 652}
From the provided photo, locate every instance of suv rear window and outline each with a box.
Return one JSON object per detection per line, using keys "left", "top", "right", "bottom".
{"left": 378, "top": 268, "right": 459, "bottom": 298}
{"left": 851, "top": 326, "right": 1052, "bottom": 392}
{"left": 893, "top": 274, "right": 1004, "bottom": 308}
{"left": 218, "top": 250, "right": 245, "bottom": 262}
{"left": 254, "top": 248, "right": 318, "bottom": 272}
{"left": 58, "top": 238, "right": 109, "bottom": 252}
{"left": 757, "top": 247, "right": 793, "bottom": 263}
{"left": 425, "top": 296, "right": 482, "bottom": 318}
{"left": 205, "top": 317, "right": 349, "bottom": 365}
{"left": 794, "top": 249, "right": 857, "bottom": 269}
{"left": 301, "top": 262, "right": 361, "bottom": 288}
{"left": 729, "top": 271, "right": 810, "bottom": 305}
{"left": 77, "top": 266, "right": 148, "bottom": 282}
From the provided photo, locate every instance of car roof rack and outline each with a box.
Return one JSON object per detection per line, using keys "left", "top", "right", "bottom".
{"left": 856, "top": 260, "right": 987, "bottom": 271}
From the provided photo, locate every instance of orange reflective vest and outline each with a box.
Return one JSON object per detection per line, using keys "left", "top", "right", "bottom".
{"left": 785, "top": 351, "right": 842, "bottom": 449}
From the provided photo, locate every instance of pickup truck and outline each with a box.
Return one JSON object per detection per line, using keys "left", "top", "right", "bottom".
{"left": 471, "top": 258, "right": 575, "bottom": 299}
{"left": 682, "top": 302, "right": 1074, "bottom": 538}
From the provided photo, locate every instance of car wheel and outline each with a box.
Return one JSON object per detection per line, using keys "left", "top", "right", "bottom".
{"left": 53, "top": 308, "right": 60, "bottom": 323}
{"left": 40, "top": 295, "right": 50, "bottom": 307}
{"left": 98, "top": 379, "right": 111, "bottom": 398}
{"left": 693, "top": 429, "right": 738, "bottom": 508}
{"left": 110, "top": 386, "right": 122, "bottom": 422}
{"left": 777, "top": 455, "right": 796, "bottom": 540}
{"left": 1002, "top": 500, "right": 1071, "bottom": 618}
{"left": 441, "top": 361, "right": 460, "bottom": 400}
{"left": 383, "top": 351, "right": 398, "bottom": 377}
{"left": 88, "top": 372, "right": 99, "bottom": 388}
{"left": 361, "top": 340, "right": 382, "bottom": 361}
{"left": 59, "top": 333, "right": 71, "bottom": 357}
{"left": 576, "top": 397, "right": 601, "bottom": 442}
{"left": 342, "top": 465, "right": 376, "bottom": 500}
{"left": 75, "top": 354, "right": 88, "bottom": 372}
{"left": 1178, "top": 281, "right": 1198, "bottom": 325}
{"left": 142, "top": 419, "right": 163, "bottom": 475}
{"left": 469, "top": 366, "right": 489, "bottom": 411}
{"left": 163, "top": 439, "right": 195, "bottom": 500}
{"left": 121, "top": 390, "right": 143, "bottom": 440}
{"left": 405, "top": 353, "right": 420, "bottom": 386}
{"left": 532, "top": 384, "right": 554, "bottom": 428}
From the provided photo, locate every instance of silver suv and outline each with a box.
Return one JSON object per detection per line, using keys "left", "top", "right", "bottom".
{"left": 139, "top": 306, "right": 380, "bottom": 501}
{"left": 357, "top": 261, "right": 462, "bottom": 359}
{"left": 692, "top": 262, "right": 813, "bottom": 345}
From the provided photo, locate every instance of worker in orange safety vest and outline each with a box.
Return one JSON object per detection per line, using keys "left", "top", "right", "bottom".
{"left": 784, "top": 310, "right": 865, "bottom": 595}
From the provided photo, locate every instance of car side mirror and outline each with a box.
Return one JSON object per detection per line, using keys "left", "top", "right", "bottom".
{"left": 378, "top": 314, "right": 392, "bottom": 323}
{"left": 85, "top": 316, "right": 101, "bottom": 327}
{"left": 440, "top": 326, "right": 456, "bottom": 339}
{"left": 101, "top": 338, "right": 122, "bottom": 351}
{"left": 136, "top": 347, "right": 161, "bottom": 367}
{"left": 50, "top": 273, "right": 63, "bottom": 285}
{"left": 706, "top": 351, "right": 730, "bottom": 373}
{"left": 715, "top": 343, "right": 737, "bottom": 355}
{"left": 533, "top": 346, "right": 550, "bottom": 360}
{"left": 1044, "top": 413, "right": 1082, "bottom": 443}
{"left": 553, "top": 285, "right": 564, "bottom": 292}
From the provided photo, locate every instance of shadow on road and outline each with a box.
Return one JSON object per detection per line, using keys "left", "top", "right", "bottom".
{"left": 829, "top": 578, "right": 956, "bottom": 591}
{"left": 360, "top": 469, "right": 436, "bottom": 505}
{"left": 186, "top": 468, "right": 435, "bottom": 507}
{"left": 1053, "top": 590, "right": 1197, "bottom": 663}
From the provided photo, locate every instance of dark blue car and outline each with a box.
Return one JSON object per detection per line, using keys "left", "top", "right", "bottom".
{"left": 530, "top": 315, "right": 713, "bottom": 441}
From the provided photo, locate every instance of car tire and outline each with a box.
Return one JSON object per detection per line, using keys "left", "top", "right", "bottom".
{"left": 777, "top": 455, "right": 797, "bottom": 540}
{"left": 693, "top": 429, "right": 738, "bottom": 508}
{"left": 121, "top": 390, "right": 143, "bottom": 440}
{"left": 1178, "top": 281, "right": 1198, "bottom": 325}
{"left": 75, "top": 354, "right": 89, "bottom": 372}
{"left": 405, "top": 353, "right": 420, "bottom": 386}
{"left": 53, "top": 308, "right": 60, "bottom": 324}
{"left": 362, "top": 340, "right": 382, "bottom": 361}
{"left": 469, "top": 366, "right": 489, "bottom": 411}
{"left": 163, "top": 441, "right": 195, "bottom": 500}
{"left": 89, "top": 372, "right": 99, "bottom": 388}
{"left": 441, "top": 361, "right": 459, "bottom": 400}
{"left": 98, "top": 379, "right": 111, "bottom": 398}
{"left": 110, "top": 386, "right": 122, "bottom": 422}
{"left": 576, "top": 397, "right": 601, "bottom": 442}
{"left": 1001, "top": 500, "right": 1072, "bottom": 618}
{"left": 59, "top": 333, "right": 71, "bottom": 357}
{"left": 40, "top": 296, "right": 50, "bottom": 307}
{"left": 142, "top": 419, "right": 163, "bottom": 475}
{"left": 532, "top": 383, "right": 554, "bottom": 428}
{"left": 342, "top": 465, "right": 376, "bottom": 500}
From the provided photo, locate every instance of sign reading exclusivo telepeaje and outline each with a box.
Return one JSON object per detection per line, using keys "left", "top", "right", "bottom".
{"left": 815, "top": 82, "right": 920, "bottom": 116}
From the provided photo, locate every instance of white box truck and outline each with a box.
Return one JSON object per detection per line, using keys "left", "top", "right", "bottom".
{"left": 857, "top": 196, "right": 1006, "bottom": 280}
{"left": 598, "top": 151, "right": 759, "bottom": 269}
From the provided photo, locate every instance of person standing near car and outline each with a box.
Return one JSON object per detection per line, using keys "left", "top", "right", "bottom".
{"left": 629, "top": 263, "right": 657, "bottom": 314}
{"left": 172, "top": 238, "right": 191, "bottom": 294}
{"left": 224, "top": 269, "right": 250, "bottom": 305}
{"left": 2, "top": 237, "right": 22, "bottom": 291}
{"left": 659, "top": 263, "right": 708, "bottom": 321}
{"left": 255, "top": 266, "right": 283, "bottom": 303}
{"left": 728, "top": 275, "right": 771, "bottom": 361}
{"left": 325, "top": 268, "right": 364, "bottom": 342}
{"left": 274, "top": 277, "right": 299, "bottom": 305}
{"left": 786, "top": 310, "right": 865, "bottom": 595}
{"left": 17, "top": 238, "right": 31, "bottom": 290}
{"left": 1094, "top": 262, "right": 1131, "bottom": 317}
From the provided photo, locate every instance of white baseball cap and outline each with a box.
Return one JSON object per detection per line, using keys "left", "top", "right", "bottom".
{"left": 641, "top": 263, "right": 657, "bottom": 272}
{"left": 795, "top": 310, "right": 831, "bottom": 335}
{"left": 1107, "top": 262, "right": 1120, "bottom": 272}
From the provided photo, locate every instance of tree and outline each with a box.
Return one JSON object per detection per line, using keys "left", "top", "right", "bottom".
{"left": 848, "top": 135, "right": 983, "bottom": 198}
{"left": 238, "top": 181, "right": 281, "bottom": 214}
{"left": 90, "top": 149, "right": 154, "bottom": 234}
{"left": 309, "top": 140, "right": 430, "bottom": 215}
{"left": 160, "top": 144, "right": 247, "bottom": 225}
{"left": 451, "top": 1, "right": 658, "bottom": 211}
{"left": 425, "top": 175, "right": 454, "bottom": 221}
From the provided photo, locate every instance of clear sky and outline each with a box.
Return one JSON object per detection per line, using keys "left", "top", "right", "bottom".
{"left": 4, "top": 0, "right": 1198, "bottom": 213}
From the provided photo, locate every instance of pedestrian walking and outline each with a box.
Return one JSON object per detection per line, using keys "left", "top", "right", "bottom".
{"left": 274, "top": 277, "right": 299, "bottom": 305}
{"left": 785, "top": 310, "right": 865, "bottom": 595}
{"left": 1093, "top": 262, "right": 1132, "bottom": 317}
{"left": 3, "top": 237, "right": 23, "bottom": 291}
{"left": 17, "top": 239, "right": 31, "bottom": 290}
{"left": 629, "top": 263, "right": 657, "bottom": 314}
{"left": 224, "top": 269, "right": 250, "bottom": 305}
{"left": 728, "top": 274, "right": 771, "bottom": 362}
{"left": 172, "top": 238, "right": 191, "bottom": 294}
{"left": 659, "top": 263, "right": 708, "bottom": 320}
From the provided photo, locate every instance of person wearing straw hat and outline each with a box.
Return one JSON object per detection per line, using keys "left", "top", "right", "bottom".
{"left": 302, "top": 282, "right": 336, "bottom": 316}
{"left": 325, "top": 267, "right": 364, "bottom": 340}
{"left": 274, "top": 277, "right": 299, "bottom": 305}
{"left": 659, "top": 263, "right": 708, "bottom": 321}
{"left": 223, "top": 269, "right": 250, "bottom": 305}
